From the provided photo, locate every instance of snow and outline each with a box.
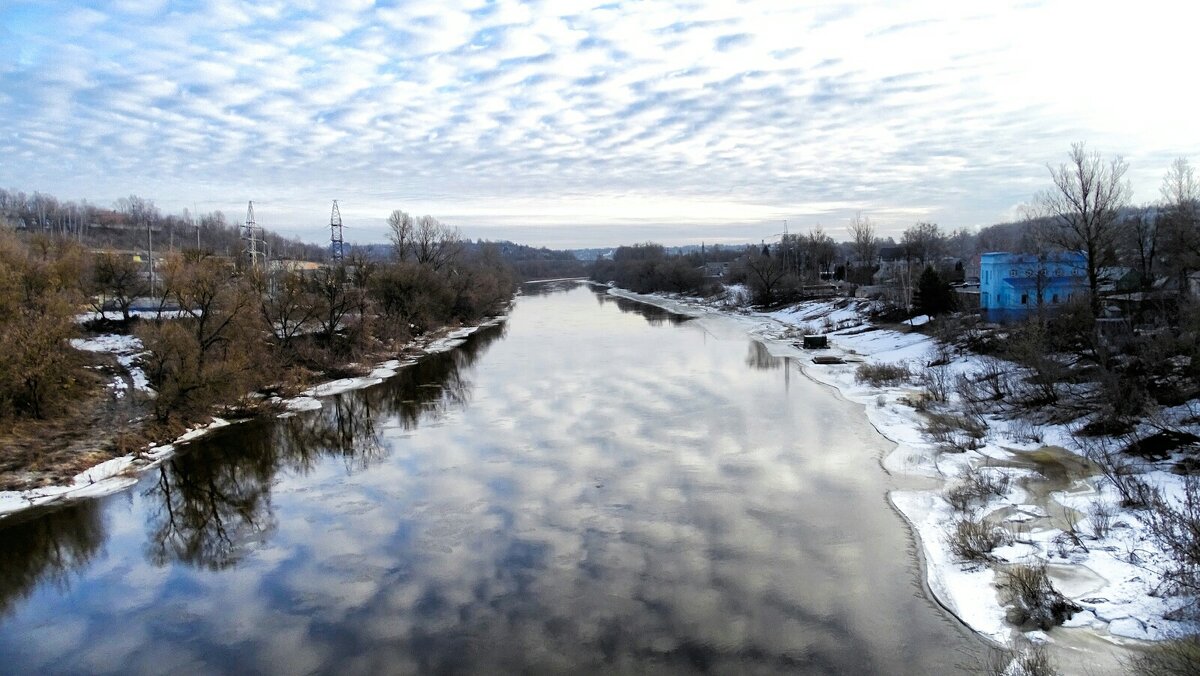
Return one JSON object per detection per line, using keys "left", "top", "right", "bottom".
{"left": 4, "top": 318, "right": 509, "bottom": 519}
{"left": 607, "top": 285, "right": 1200, "bottom": 654}
{"left": 70, "top": 333, "right": 142, "bottom": 354}
{"left": 70, "top": 333, "right": 154, "bottom": 395}
{"left": 893, "top": 490, "right": 1011, "bottom": 643}
{"left": 304, "top": 375, "right": 386, "bottom": 398}
{"left": 0, "top": 418, "right": 232, "bottom": 518}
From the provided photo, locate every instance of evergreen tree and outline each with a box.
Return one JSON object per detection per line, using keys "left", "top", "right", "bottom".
{"left": 913, "top": 266, "right": 957, "bottom": 317}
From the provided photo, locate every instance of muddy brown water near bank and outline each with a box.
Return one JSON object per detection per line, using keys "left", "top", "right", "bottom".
{"left": 0, "top": 282, "right": 985, "bottom": 674}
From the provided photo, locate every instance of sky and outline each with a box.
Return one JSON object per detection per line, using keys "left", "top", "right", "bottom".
{"left": 2, "top": 0, "right": 1198, "bottom": 249}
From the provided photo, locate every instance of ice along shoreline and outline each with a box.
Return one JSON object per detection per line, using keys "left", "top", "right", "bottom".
{"left": 601, "top": 284, "right": 1196, "bottom": 669}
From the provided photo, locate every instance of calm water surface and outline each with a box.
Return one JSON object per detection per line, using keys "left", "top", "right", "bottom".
{"left": 0, "top": 283, "right": 982, "bottom": 674}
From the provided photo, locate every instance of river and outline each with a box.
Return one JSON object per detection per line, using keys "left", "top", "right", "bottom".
{"left": 0, "top": 282, "right": 985, "bottom": 674}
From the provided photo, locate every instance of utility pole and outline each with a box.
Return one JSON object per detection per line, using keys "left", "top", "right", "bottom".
{"left": 783, "top": 219, "right": 791, "bottom": 274}
{"left": 147, "top": 218, "right": 155, "bottom": 297}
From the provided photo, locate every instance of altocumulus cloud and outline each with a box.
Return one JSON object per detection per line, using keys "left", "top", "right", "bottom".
{"left": 1, "top": 0, "right": 1198, "bottom": 246}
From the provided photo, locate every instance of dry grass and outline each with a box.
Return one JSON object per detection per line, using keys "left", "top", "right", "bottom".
{"left": 0, "top": 354, "right": 153, "bottom": 491}
{"left": 999, "top": 564, "right": 1081, "bottom": 630}
{"left": 1127, "top": 635, "right": 1200, "bottom": 675}
{"left": 944, "top": 465, "right": 1011, "bottom": 513}
{"left": 947, "top": 517, "right": 1010, "bottom": 562}
{"left": 854, "top": 361, "right": 911, "bottom": 387}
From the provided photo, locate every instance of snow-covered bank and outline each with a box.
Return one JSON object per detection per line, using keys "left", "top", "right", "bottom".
{"left": 1, "top": 317, "right": 508, "bottom": 519}
{"left": 0, "top": 418, "right": 231, "bottom": 517}
{"left": 606, "top": 286, "right": 1199, "bottom": 660}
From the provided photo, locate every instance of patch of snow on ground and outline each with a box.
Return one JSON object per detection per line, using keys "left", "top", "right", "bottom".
{"left": 70, "top": 334, "right": 142, "bottom": 354}
{"left": 70, "top": 333, "right": 155, "bottom": 395}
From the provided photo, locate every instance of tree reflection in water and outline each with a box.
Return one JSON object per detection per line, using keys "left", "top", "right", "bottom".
{"left": 0, "top": 501, "right": 104, "bottom": 617}
{"left": 141, "top": 320, "right": 507, "bottom": 570}
{"left": 355, "top": 321, "right": 506, "bottom": 431}
{"left": 745, "top": 341, "right": 784, "bottom": 370}
{"left": 522, "top": 280, "right": 585, "bottom": 297}
{"left": 145, "top": 423, "right": 278, "bottom": 570}
{"left": 593, "top": 290, "right": 693, "bottom": 326}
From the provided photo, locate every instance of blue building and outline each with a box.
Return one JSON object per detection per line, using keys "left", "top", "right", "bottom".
{"left": 979, "top": 252, "right": 1088, "bottom": 322}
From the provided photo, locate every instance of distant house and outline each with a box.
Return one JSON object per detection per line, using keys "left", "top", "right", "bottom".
{"left": 871, "top": 246, "right": 907, "bottom": 284}
{"left": 979, "top": 251, "right": 1088, "bottom": 322}
{"left": 701, "top": 262, "right": 730, "bottom": 278}
{"left": 1190, "top": 272, "right": 1200, "bottom": 297}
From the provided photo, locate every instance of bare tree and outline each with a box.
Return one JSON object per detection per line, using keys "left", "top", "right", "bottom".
{"left": 901, "top": 221, "right": 946, "bottom": 265}
{"left": 114, "top": 195, "right": 160, "bottom": 226}
{"left": 742, "top": 250, "right": 791, "bottom": 305}
{"left": 412, "top": 216, "right": 462, "bottom": 271}
{"left": 1159, "top": 157, "right": 1200, "bottom": 295}
{"left": 386, "top": 209, "right": 414, "bottom": 262}
{"left": 1120, "top": 206, "right": 1158, "bottom": 291}
{"left": 1036, "top": 142, "right": 1132, "bottom": 316}
{"left": 848, "top": 212, "right": 877, "bottom": 266}
{"left": 91, "top": 252, "right": 147, "bottom": 322}
{"left": 309, "top": 264, "right": 358, "bottom": 347}
{"left": 805, "top": 227, "right": 837, "bottom": 279}
{"left": 253, "top": 268, "right": 317, "bottom": 350}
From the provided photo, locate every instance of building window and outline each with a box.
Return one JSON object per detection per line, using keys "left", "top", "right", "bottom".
{"left": 1052, "top": 294, "right": 1059, "bottom": 303}
{"left": 981, "top": 292, "right": 988, "bottom": 307}
{"left": 1021, "top": 293, "right": 1028, "bottom": 305}
{"left": 1010, "top": 268, "right": 1018, "bottom": 278}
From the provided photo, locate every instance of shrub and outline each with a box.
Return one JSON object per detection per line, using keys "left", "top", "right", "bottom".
{"left": 1127, "top": 634, "right": 1200, "bottom": 675}
{"left": 947, "top": 517, "right": 1010, "bottom": 562}
{"left": 922, "top": 411, "right": 989, "bottom": 452}
{"left": 1006, "top": 417, "right": 1044, "bottom": 445}
{"left": 1088, "top": 500, "right": 1115, "bottom": 540}
{"left": 854, "top": 361, "right": 911, "bottom": 387}
{"left": 1009, "top": 645, "right": 1059, "bottom": 676}
{"left": 1080, "top": 436, "right": 1159, "bottom": 509}
{"left": 0, "top": 232, "right": 91, "bottom": 419}
{"left": 1144, "top": 476, "right": 1200, "bottom": 600}
{"left": 999, "top": 564, "right": 1080, "bottom": 630}
{"left": 920, "top": 366, "right": 951, "bottom": 403}
{"left": 944, "top": 465, "right": 1010, "bottom": 513}
{"left": 981, "top": 644, "right": 1059, "bottom": 676}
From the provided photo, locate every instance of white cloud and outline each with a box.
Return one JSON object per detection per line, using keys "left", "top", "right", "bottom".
{"left": 0, "top": 1, "right": 1198, "bottom": 246}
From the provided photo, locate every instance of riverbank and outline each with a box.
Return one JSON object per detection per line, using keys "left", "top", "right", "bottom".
{"left": 603, "top": 284, "right": 1199, "bottom": 669}
{"left": 0, "top": 315, "right": 508, "bottom": 519}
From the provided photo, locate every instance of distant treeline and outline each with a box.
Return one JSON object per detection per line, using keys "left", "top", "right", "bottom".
{"left": 0, "top": 188, "right": 328, "bottom": 262}
{"left": 589, "top": 243, "right": 715, "bottom": 294}
{"left": 454, "top": 240, "right": 586, "bottom": 281}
